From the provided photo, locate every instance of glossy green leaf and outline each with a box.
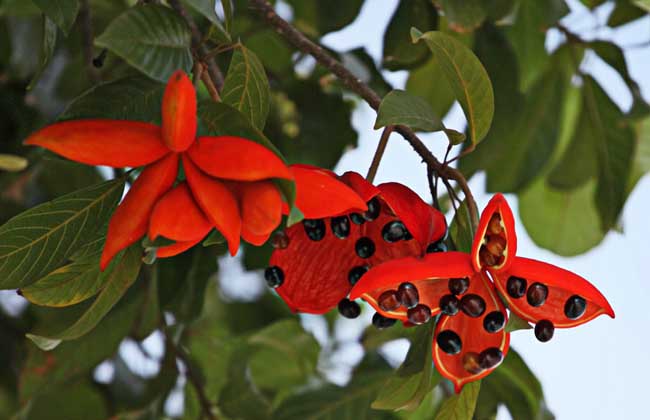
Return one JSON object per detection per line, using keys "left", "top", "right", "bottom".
{"left": 375, "top": 90, "right": 443, "bottom": 132}
{"left": 0, "top": 178, "right": 124, "bottom": 289}
{"left": 406, "top": 58, "right": 455, "bottom": 119}
{"left": 27, "top": 16, "right": 57, "bottom": 90}
{"left": 0, "top": 153, "right": 28, "bottom": 171}
{"left": 440, "top": 0, "right": 486, "bottom": 32}
{"left": 372, "top": 322, "right": 441, "bottom": 411}
{"left": 26, "top": 245, "right": 142, "bottom": 350}
{"left": 183, "top": 0, "right": 230, "bottom": 42}
{"left": 32, "top": 0, "right": 79, "bottom": 35}
{"left": 382, "top": 0, "right": 437, "bottom": 70}
{"left": 608, "top": 1, "right": 646, "bottom": 27}
{"left": 285, "top": 0, "right": 364, "bottom": 36}
{"left": 434, "top": 380, "right": 480, "bottom": 420}
{"left": 95, "top": 5, "right": 192, "bottom": 82}
{"left": 411, "top": 29, "right": 494, "bottom": 145}
{"left": 59, "top": 76, "right": 165, "bottom": 123}
{"left": 222, "top": 45, "right": 271, "bottom": 129}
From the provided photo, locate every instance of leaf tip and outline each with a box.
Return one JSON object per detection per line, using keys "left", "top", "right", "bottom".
{"left": 410, "top": 27, "right": 423, "bottom": 44}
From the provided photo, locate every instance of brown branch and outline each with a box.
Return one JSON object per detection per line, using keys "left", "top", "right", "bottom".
{"left": 366, "top": 126, "right": 393, "bottom": 183}
{"left": 248, "top": 0, "right": 478, "bottom": 224}
{"left": 168, "top": 0, "right": 224, "bottom": 90}
{"left": 78, "top": 0, "right": 100, "bottom": 83}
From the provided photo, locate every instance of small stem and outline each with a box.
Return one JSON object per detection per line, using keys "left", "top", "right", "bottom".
{"left": 366, "top": 126, "right": 393, "bottom": 183}
{"left": 193, "top": 61, "right": 204, "bottom": 89}
{"left": 428, "top": 166, "right": 440, "bottom": 210}
{"left": 201, "top": 69, "right": 221, "bottom": 102}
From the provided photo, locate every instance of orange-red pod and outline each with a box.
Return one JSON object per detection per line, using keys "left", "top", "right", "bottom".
{"left": 471, "top": 193, "right": 516, "bottom": 274}
{"left": 100, "top": 153, "right": 179, "bottom": 270}
{"left": 161, "top": 70, "right": 197, "bottom": 152}
{"left": 237, "top": 181, "right": 283, "bottom": 239}
{"left": 148, "top": 182, "right": 212, "bottom": 242}
{"left": 156, "top": 238, "right": 203, "bottom": 258}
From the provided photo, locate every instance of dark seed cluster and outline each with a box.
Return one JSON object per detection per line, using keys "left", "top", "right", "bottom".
{"left": 303, "top": 219, "right": 326, "bottom": 241}
{"left": 439, "top": 294, "right": 460, "bottom": 315}
{"left": 382, "top": 221, "right": 409, "bottom": 243}
{"left": 338, "top": 298, "right": 361, "bottom": 319}
{"left": 479, "top": 213, "right": 506, "bottom": 267}
{"left": 348, "top": 266, "right": 368, "bottom": 286}
{"left": 397, "top": 282, "right": 419, "bottom": 308}
{"left": 448, "top": 277, "right": 470, "bottom": 295}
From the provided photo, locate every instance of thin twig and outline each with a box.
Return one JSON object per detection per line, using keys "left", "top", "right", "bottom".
{"left": 248, "top": 0, "right": 479, "bottom": 224}
{"left": 78, "top": 0, "right": 100, "bottom": 83}
{"left": 427, "top": 166, "right": 440, "bottom": 210}
{"left": 366, "top": 126, "right": 393, "bottom": 183}
{"left": 201, "top": 70, "right": 222, "bottom": 102}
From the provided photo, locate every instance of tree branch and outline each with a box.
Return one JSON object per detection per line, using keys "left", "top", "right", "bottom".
{"left": 248, "top": 0, "right": 478, "bottom": 223}
{"left": 366, "top": 126, "right": 392, "bottom": 183}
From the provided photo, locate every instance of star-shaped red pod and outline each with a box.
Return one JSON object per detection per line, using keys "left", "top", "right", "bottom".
{"left": 350, "top": 193, "right": 614, "bottom": 392}
{"left": 266, "top": 164, "right": 447, "bottom": 316}
{"left": 24, "top": 70, "right": 292, "bottom": 269}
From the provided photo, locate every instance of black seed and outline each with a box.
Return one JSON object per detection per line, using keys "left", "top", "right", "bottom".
{"left": 534, "top": 320, "right": 554, "bottom": 342}
{"left": 364, "top": 197, "right": 381, "bottom": 221}
{"left": 264, "top": 266, "right": 284, "bottom": 288}
{"left": 448, "top": 277, "right": 470, "bottom": 295}
{"left": 436, "top": 330, "right": 462, "bottom": 355}
{"left": 506, "top": 276, "right": 527, "bottom": 298}
{"left": 483, "top": 311, "right": 506, "bottom": 333}
{"left": 331, "top": 216, "right": 351, "bottom": 239}
{"left": 303, "top": 219, "right": 326, "bottom": 241}
{"left": 355, "top": 237, "right": 375, "bottom": 258}
{"left": 372, "top": 312, "right": 397, "bottom": 329}
{"left": 338, "top": 298, "right": 361, "bottom": 319}
{"left": 382, "top": 220, "right": 407, "bottom": 243}
{"left": 463, "top": 352, "right": 483, "bottom": 374}
{"left": 378, "top": 290, "right": 400, "bottom": 312}
{"left": 439, "top": 294, "right": 460, "bottom": 315}
{"left": 348, "top": 266, "right": 368, "bottom": 286}
{"left": 426, "top": 241, "right": 448, "bottom": 253}
{"left": 270, "top": 231, "right": 290, "bottom": 249}
{"left": 350, "top": 213, "right": 366, "bottom": 225}
{"left": 564, "top": 295, "right": 587, "bottom": 320}
{"left": 407, "top": 304, "right": 431, "bottom": 325}
{"left": 526, "top": 282, "right": 548, "bottom": 307}
{"left": 403, "top": 229, "right": 413, "bottom": 240}
{"left": 460, "top": 294, "right": 486, "bottom": 317}
{"left": 478, "top": 347, "right": 503, "bottom": 369}
{"left": 397, "top": 282, "right": 419, "bottom": 308}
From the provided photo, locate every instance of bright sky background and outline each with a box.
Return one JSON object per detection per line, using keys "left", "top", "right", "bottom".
{"left": 317, "top": 1, "right": 650, "bottom": 418}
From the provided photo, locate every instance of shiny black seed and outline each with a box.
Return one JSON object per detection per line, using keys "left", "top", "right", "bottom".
{"left": 382, "top": 220, "right": 407, "bottom": 243}
{"left": 378, "top": 290, "right": 400, "bottom": 311}
{"left": 403, "top": 229, "right": 413, "bottom": 240}
{"left": 407, "top": 304, "right": 431, "bottom": 325}
{"left": 264, "top": 266, "right": 284, "bottom": 288}
{"left": 460, "top": 294, "right": 486, "bottom": 317}
{"left": 439, "top": 294, "right": 460, "bottom": 316}
{"left": 506, "top": 276, "right": 527, "bottom": 298}
{"left": 331, "top": 216, "right": 351, "bottom": 239}
{"left": 426, "top": 241, "right": 447, "bottom": 253}
{"left": 270, "top": 231, "right": 289, "bottom": 249}
{"left": 448, "top": 277, "right": 470, "bottom": 295}
{"left": 397, "top": 282, "right": 419, "bottom": 308}
{"left": 483, "top": 311, "right": 506, "bottom": 333}
{"left": 436, "top": 330, "right": 462, "bottom": 355}
{"left": 303, "top": 219, "right": 326, "bottom": 241}
{"left": 355, "top": 237, "right": 375, "bottom": 258}
{"left": 564, "top": 295, "right": 587, "bottom": 320}
{"left": 526, "top": 282, "right": 548, "bottom": 307}
{"left": 338, "top": 298, "right": 361, "bottom": 319}
{"left": 350, "top": 213, "right": 366, "bottom": 225}
{"left": 534, "top": 319, "right": 554, "bottom": 342}
{"left": 478, "top": 347, "right": 503, "bottom": 369}
{"left": 348, "top": 266, "right": 369, "bottom": 286}
{"left": 364, "top": 197, "right": 381, "bottom": 221}
{"left": 372, "top": 312, "right": 397, "bottom": 329}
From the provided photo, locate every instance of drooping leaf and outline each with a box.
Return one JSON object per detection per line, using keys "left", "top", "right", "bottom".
{"left": 0, "top": 178, "right": 124, "bottom": 289}
{"left": 406, "top": 57, "right": 455, "bottom": 119}
{"left": 372, "top": 322, "right": 441, "bottom": 411}
{"left": 95, "top": 4, "right": 192, "bottom": 82}
{"left": 375, "top": 89, "right": 443, "bottom": 132}
{"left": 440, "top": 0, "right": 486, "bottom": 32}
{"left": 183, "top": 0, "right": 230, "bottom": 43}
{"left": 27, "top": 15, "right": 57, "bottom": 90}
{"left": 222, "top": 45, "right": 271, "bottom": 130}
{"left": 608, "top": 0, "right": 646, "bottom": 27}
{"left": 411, "top": 29, "right": 494, "bottom": 145}
{"left": 434, "top": 380, "right": 481, "bottom": 420}
{"left": 285, "top": 0, "right": 364, "bottom": 36}
{"left": 26, "top": 245, "right": 142, "bottom": 350}
{"left": 382, "top": 0, "right": 437, "bottom": 70}
{"left": 31, "top": 0, "right": 79, "bottom": 35}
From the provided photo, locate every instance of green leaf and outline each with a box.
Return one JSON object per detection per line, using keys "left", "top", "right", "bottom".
{"left": 27, "top": 16, "right": 57, "bottom": 90}
{"left": 26, "top": 245, "right": 142, "bottom": 350}
{"left": 382, "top": 0, "right": 437, "bottom": 70}
{"left": 505, "top": 312, "right": 532, "bottom": 332}
{"left": 0, "top": 153, "right": 28, "bottom": 171}
{"left": 23, "top": 382, "right": 109, "bottom": 420}
{"left": 31, "top": 0, "right": 79, "bottom": 35}
{"left": 285, "top": 0, "right": 364, "bottom": 36}
{"left": 0, "top": 178, "right": 124, "bottom": 289}
{"left": 634, "top": 0, "right": 650, "bottom": 12}
{"left": 375, "top": 89, "right": 443, "bottom": 132}
{"left": 372, "top": 322, "right": 441, "bottom": 411}
{"left": 449, "top": 199, "right": 474, "bottom": 252}
{"left": 406, "top": 57, "right": 456, "bottom": 119}
{"left": 202, "top": 229, "right": 226, "bottom": 246}
{"left": 222, "top": 45, "right": 271, "bottom": 130}
{"left": 341, "top": 48, "right": 393, "bottom": 97}
{"left": 95, "top": 4, "right": 192, "bottom": 82}
{"left": 434, "top": 380, "right": 480, "bottom": 420}
{"left": 411, "top": 29, "right": 494, "bottom": 145}
{"left": 444, "top": 128, "right": 466, "bottom": 145}
{"left": 59, "top": 76, "right": 165, "bottom": 123}
{"left": 608, "top": 1, "right": 646, "bottom": 27}
{"left": 183, "top": 0, "right": 230, "bottom": 43}
{"left": 440, "top": 0, "right": 486, "bottom": 32}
